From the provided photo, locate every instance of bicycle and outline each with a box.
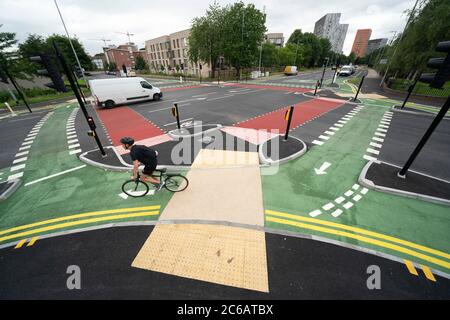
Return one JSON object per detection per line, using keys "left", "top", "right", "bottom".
{"left": 122, "top": 168, "right": 189, "bottom": 197}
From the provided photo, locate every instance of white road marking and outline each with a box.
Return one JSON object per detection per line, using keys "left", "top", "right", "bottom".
{"left": 322, "top": 203, "right": 335, "bottom": 211}
{"left": 67, "top": 134, "right": 77, "bottom": 139}
{"left": 335, "top": 196, "right": 345, "bottom": 204}
{"left": 376, "top": 128, "right": 388, "bottom": 133}
{"left": 207, "top": 95, "right": 234, "bottom": 101}
{"left": 24, "top": 165, "right": 86, "bottom": 186}
{"left": 68, "top": 143, "right": 80, "bottom": 149}
{"left": 309, "top": 210, "right": 322, "bottom": 217}
{"left": 372, "top": 137, "right": 384, "bottom": 143}
{"left": 366, "top": 148, "right": 380, "bottom": 155}
{"left": 192, "top": 92, "right": 217, "bottom": 98}
{"left": 312, "top": 140, "right": 324, "bottom": 146}
{"left": 353, "top": 194, "right": 362, "bottom": 202}
{"left": 352, "top": 184, "right": 360, "bottom": 190}
{"left": 329, "top": 127, "right": 340, "bottom": 131}
{"left": 8, "top": 172, "right": 24, "bottom": 181}
{"left": 375, "top": 132, "right": 386, "bottom": 137}
{"left": 69, "top": 149, "right": 82, "bottom": 155}
{"left": 331, "top": 209, "right": 343, "bottom": 218}
{"left": 24, "top": 136, "right": 35, "bottom": 141}
{"left": 324, "top": 131, "right": 335, "bottom": 135}
{"left": 363, "top": 155, "right": 378, "bottom": 161}
{"left": 379, "top": 124, "right": 389, "bottom": 129}
{"left": 380, "top": 121, "right": 390, "bottom": 125}
{"left": 13, "top": 157, "right": 27, "bottom": 164}
{"left": 67, "top": 139, "right": 79, "bottom": 144}
{"left": 11, "top": 164, "right": 26, "bottom": 172}
{"left": 334, "top": 123, "right": 344, "bottom": 128}
{"left": 344, "top": 190, "right": 354, "bottom": 197}
{"left": 370, "top": 142, "right": 382, "bottom": 148}
{"left": 163, "top": 118, "right": 194, "bottom": 127}
{"left": 19, "top": 145, "right": 31, "bottom": 151}
{"left": 319, "top": 135, "right": 330, "bottom": 140}
{"left": 343, "top": 202, "right": 354, "bottom": 209}
{"left": 337, "top": 120, "right": 347, "bottom": 124}
{"left": 15, "top": 151, "right": 29, "bottom": 157}
{"left": 361, "top": 188, "right": 369, "bottom": 195}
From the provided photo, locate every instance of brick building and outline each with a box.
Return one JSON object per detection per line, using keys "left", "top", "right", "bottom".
{"left": 351, "top": 29, "right": 372, "bottom": 58}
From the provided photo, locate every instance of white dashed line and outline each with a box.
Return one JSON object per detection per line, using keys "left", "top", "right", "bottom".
{"left": 13, "top": 157, "right": 27, "bottom": 164}
{"left": 331, "top": 209, "right": 343, "bottom": 218}
{"left": 322, "top": 203, "right": 335, "bottom": 211}
{"left": 343, "top": 202, "right": 354, "bottom": 209}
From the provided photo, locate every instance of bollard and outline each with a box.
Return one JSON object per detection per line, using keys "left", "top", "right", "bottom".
{"left": 314, "top": 81, "right": 320, "bottom": 96}
{"left": 284, "top": 105, "right": 295, "bottom": 141}
{"left": 353, "top": 76, "right": 365, "bottom": 102}
{"left": 4, "top": 102, "right": 17, "bottom": 116}
{"left": 172, "top": 103, "right": 181, "bottom": 130}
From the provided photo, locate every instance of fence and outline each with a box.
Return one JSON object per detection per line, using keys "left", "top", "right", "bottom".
{"left": 387, "top": 78, "right": 450, "bottom": 98}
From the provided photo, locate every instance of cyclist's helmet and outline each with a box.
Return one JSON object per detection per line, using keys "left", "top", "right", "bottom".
{"left": 120, "top": 137, "right": 134, "bottom": 146}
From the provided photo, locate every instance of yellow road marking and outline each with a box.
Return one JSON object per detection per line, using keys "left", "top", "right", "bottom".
{"left": 14, "top": 239, "right": 27, "bottom": 249}
{"left": 0, "top": 211, "right": 159, "bottom": 243}
{"left": 266, "top": 210, "right": 450, "bottom": 260}
{"left": 0, "top": 205, "right": 161, "bottom": 236}
{"left": 265, "top": 216, "right": 450, "bottom": 270}
{"left": 421, "top": 265, "right": 437, "bottom": 282}
{"left": 27, "top": 236, "right": 39, "bottom": 247}
{"left": 404, "top": 260, "right": 418, "bottom": 276}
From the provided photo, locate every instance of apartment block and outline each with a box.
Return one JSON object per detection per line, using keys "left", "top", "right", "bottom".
{"left": 351, "top": 29, "right": 372, "bottom": 58}
{"left": 265, "top": 33, "right": 284, "bottom": 47}
{"left": 145, "top": 29, "right": 210, "bottom": 77}
{"left": 314, "top": 13, "right": 349, "bottom": 53}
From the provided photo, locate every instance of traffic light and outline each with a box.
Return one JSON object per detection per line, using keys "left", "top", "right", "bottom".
{"left": 420, "top": 41, "right": 450, "bottom": 89}
{"left": 0, "top": 65, "right": 8, "bottom": 84}
{"left": 74, "top": 65, "right": 83, "bottom": 78}
{"left": 87, "top": 116, "right": 97, "bottom": 130}
{"left": 30, "top": 54, "right": 67, "bottom": 92}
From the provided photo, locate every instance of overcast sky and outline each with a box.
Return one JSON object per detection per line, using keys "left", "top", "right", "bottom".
{"left": 0, "top": 0, "right": 415, "bottom": 56}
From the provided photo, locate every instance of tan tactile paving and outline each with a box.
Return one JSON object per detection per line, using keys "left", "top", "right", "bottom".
{"left": 132, "top": 224, "right": 269, "bottom": 293}
{"left": 159, "top": 149, "right": 264, "bottom": 227}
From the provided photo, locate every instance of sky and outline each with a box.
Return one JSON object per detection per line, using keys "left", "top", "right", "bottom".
{"left": 0, "top": 0, "right": 416, "bottom": 56}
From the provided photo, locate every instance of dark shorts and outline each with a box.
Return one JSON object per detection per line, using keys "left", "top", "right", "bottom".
{"left": 142, "top": 158, "right": 157, "bottom": 175}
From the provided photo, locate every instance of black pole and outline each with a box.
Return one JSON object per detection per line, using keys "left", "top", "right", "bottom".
{"left": 354, "top": 76, "right": 365, "bottom": 102}
{"left": 314, "top": 80, "right": 320, "bottom": 96}
{"left": 2, "top": 65, "right": 32, "bottom": 113}
{"left": 72, "top": 69, "right": 87, "bottom": 104}
{"left": 400, "top": 75, "right": 420, "bottom": 109}
{"left": 53, "top": 41, "right": 106, "bottom": 156}
{"left": 174, "top": 103, "right": 181, "bottom": 130}
{"left": 284, "top": 105, "right": 295, "bottom": 141}
{"left": 320, "top": 64, "right": 326, "bottom": 88}
{"left": 398, "top": 95, "right": 450, "bottom": 177}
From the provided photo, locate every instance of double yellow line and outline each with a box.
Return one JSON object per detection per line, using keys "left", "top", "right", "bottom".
{"left": 265, "top": 209, "right": 450, "bottom": 271}
{"left": 0, "top": 205, "right": 161, "bottom": 244}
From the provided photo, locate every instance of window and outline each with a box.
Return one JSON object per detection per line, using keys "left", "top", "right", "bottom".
{"left": 140, "top": 81, "right": 153, "bottom": 89}
{"left": 177, "top": 39, "right": 180, "bottom": 47}
{"left": 173, "top": 40, "right": 176, "bottom": 48}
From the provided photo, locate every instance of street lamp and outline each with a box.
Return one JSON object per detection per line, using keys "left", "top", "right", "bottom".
{"left": 53, "top": 0, "right": 89, "bottom": 88}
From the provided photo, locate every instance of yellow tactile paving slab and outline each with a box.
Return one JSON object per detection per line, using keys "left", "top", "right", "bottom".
{"left": 132, "top": 224, "right": 269, "bottom": 293}
{"left": 159, "top": 149, "right": 264, "bottom": 226}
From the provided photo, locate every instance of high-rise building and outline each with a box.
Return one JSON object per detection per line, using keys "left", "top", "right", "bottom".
{"left": 351, "top": 29, "right": 372, "bottom": 58}
{"left": 313, "top": 13, "right": 349, "bottom": 53}
{"left": 365, "top": 38, "right": 389, "bottom": 56}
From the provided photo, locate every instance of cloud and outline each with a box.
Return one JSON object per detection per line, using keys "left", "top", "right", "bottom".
{"left": 0, "top": 0, "right": 416, "bottom": 56}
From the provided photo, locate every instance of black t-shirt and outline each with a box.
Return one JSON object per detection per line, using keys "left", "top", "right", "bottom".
{"left": 130, "top": 145, "right": 157, "bottom": 164}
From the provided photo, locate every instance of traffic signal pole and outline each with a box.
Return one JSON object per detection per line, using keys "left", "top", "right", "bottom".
{"left": 398, "top": 95, "right": 450, "bottom": 178}
{"left": 400, "top": 74, "right": 420, "bottom": 109}
{"left": 1, "top": 63, "right": 32, "bottom": 113}
{"left": 53, "top": 41, "right": 106, "bottom": 156}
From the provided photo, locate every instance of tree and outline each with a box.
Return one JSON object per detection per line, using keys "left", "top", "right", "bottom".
{"left": 46, "top": 34, "right": 93, "bottom": 71}
{"left": 261, "top": 42, "right": 279, "bottom": 67}
{"left": 135, "top": 55, "right": 147, "bottom": 70}
{"left": 221, "top": 2, "right": 267, "bottom": 76}
{"left": 189, "top": 2, "right": 225, "bottom": 78}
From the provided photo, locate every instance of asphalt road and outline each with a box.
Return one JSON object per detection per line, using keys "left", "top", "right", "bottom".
{"left": 0, "top": 225, "right": 448, "bottom": 299}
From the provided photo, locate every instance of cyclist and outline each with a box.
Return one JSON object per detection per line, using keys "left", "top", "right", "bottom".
{"left": 120, "top": 137, "right": 161, "bottom": 188}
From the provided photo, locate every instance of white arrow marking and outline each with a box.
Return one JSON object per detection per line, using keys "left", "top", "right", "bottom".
{"left": 314, "top": 162, "right": 331, "bottom": 175}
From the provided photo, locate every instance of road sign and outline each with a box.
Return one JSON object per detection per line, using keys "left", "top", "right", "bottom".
{"left": 379, "top": 59, "right": 388, "bottom": 65}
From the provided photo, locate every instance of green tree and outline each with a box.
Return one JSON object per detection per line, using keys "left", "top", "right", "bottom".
{"left": 261, "top": 42, "right": 279, "bottom": 67}
{"left": 221, "top": 2, "right": 267, "bottom": 76}
{"left": 135, "top": 55, "right": 147, "bottom": 70}
{"left": 188, "top": 2, "right": 225, "bottom": 78}
{"left": 46, "top": 34, "right": 93, "bottom": 70}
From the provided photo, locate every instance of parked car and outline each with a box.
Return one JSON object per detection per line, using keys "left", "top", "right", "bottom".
{"left": 284, "top": 66, "right": 298, "bottom": 76}
{"left": 89, "top": 77, "right": 162, "bottom": 108}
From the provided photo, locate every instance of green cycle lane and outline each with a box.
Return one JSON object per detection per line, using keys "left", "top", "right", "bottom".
{"left": 0, "top": 104, "right": 173, "bottom": 245}
{"left": 262, "top": 103, "right": 450, "bottom": 274}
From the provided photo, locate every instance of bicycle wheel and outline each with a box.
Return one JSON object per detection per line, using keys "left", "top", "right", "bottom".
{"left": 122, "top": 179, "right": 149, "bottom": 197}
{"left": 164, "top": 175, "right": 189, "bottom": 192}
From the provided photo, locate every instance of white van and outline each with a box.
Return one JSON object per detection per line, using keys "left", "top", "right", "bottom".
{"left": 89, "top": 77, "right": 162, "bottom": 108}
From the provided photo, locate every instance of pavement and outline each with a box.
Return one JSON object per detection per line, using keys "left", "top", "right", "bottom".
{"left": 0, "top": 225, "right": 448, "bottom": 299}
